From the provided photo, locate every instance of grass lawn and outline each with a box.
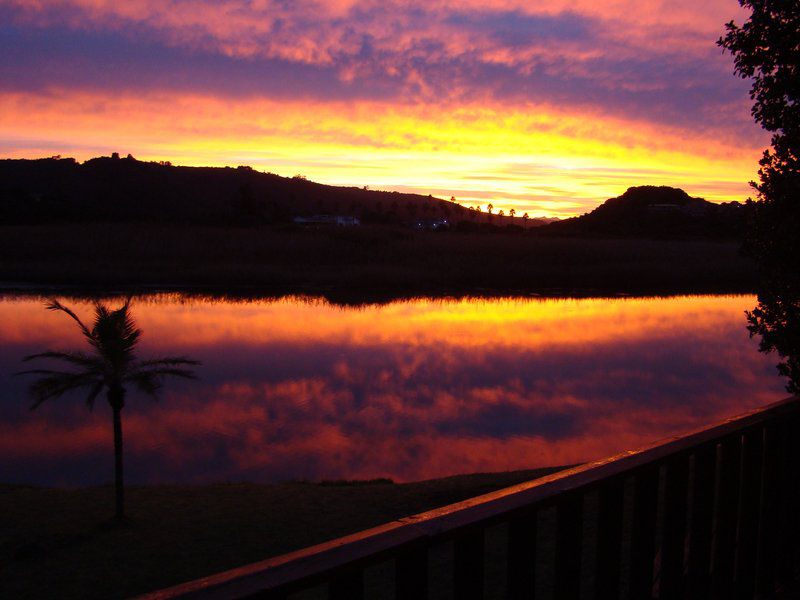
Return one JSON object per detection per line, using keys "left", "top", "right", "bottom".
{"left": 0, "top": 467, "right": 567, "bottom": 599}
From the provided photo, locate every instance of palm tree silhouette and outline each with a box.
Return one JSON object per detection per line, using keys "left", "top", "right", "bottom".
{"left": 18, "top": 299, "right": 199, "bottom": 520}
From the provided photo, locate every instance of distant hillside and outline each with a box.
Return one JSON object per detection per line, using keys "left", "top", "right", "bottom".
{"left": 0, "top": 155, "right": 549, "bottom": 229}
{"left": 538, "top": 186, "right": 749, "bottom": 239}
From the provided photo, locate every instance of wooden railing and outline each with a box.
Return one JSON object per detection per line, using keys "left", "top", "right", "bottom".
{"left": 140, "top": 396, "right": 800, "bottom": 600}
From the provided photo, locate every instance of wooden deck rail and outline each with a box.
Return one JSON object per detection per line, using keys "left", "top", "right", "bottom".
{"left": 139, "top": 396, "right": 800, "bottom": 600}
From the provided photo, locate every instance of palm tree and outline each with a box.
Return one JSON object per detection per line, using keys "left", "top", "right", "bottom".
{"left": 18, "top": 299, "right": 199, "bottom": 520}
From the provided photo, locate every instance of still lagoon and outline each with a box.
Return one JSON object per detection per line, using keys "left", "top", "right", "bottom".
{"left": 0, "top": 294, "right": 786, "bottom": 486}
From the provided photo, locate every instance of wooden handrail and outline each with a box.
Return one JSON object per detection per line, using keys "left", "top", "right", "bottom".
{"left": 138, "top": 396, "right": 800, "bottom": 600}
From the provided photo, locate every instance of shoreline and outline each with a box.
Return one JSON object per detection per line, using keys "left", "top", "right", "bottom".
{"left": 0, "top": 280, "right": 758, "bottom": 303}
{"left": 1, "top": 467, "right": 567, "bottom": 599}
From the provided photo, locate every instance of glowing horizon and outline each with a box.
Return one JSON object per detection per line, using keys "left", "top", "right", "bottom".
{"left": 0, "top": 1, "right": 766, "bottom": 218}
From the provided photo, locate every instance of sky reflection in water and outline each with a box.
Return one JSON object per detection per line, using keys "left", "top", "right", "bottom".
{"left": 0, "top": 294, "right": 786, "bottom": 486}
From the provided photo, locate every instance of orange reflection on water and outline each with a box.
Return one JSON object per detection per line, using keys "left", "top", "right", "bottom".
{"left": 0, "top": 294, "right": 785, "bottom": 485}
{"left": 0, "top": 294, "right": 764, "bottom": 348}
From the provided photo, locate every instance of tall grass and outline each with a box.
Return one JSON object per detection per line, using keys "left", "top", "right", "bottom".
{"left": 0, "top": 224, "right": 757, "bottom": 296}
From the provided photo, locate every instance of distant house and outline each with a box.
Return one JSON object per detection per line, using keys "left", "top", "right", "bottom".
{"left": 293, "top": 215, "right": 361, "bottom": 227}
{"left": 414, "top": 218, "right": 450, "bottom": 231}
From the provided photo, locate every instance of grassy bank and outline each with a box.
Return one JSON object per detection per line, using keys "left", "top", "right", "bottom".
{"left": 0, "top": 224, "right": 757, "bottom": 298}
{"left": 0, "top": 468, "right": 566, "bottom": 599}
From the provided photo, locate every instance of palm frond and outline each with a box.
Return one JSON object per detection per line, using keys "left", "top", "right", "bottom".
{"left": 135, "top": 357, "right": 202, "bottom": 368}
{"left": 20, "top": 299, "right": 199, "bottom": 410}
{"left": 16, "top": 368, "right": 84, "bottom": 376}
{"left": 124, "top": 362, "right": 198, "bottom": 398}
{"left": 22, "top": 350, "right": 104, "bottom": 372}
{"left": 46, "top": 300, "right": 97, "bottom": 348}
{"left": 85, "top": 380, "right": 105, "bottom": 410}
{"left": 125, "top": 372, "right": 162, "bottom": 397}
{"left": 92, "top": 301, "right": 142, "bottom": 366}
{"left": 125, "top": 366, "right": 198, "bottom": 381}
{"left": 25, "top": 371, "right": 103, "bottom": 409}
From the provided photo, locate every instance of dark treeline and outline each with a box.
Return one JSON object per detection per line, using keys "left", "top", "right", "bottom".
{"left": 0, "top": 154, "right": 550, "bottom": 229}
{"left": 1, "top": 155, "right": 749, "bottom": 239}
{"left": 0, "top": 154, "right": 468, "bottom": 226}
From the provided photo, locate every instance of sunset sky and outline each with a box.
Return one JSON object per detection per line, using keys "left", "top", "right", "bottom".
{"left": 0, "top": 0, "right": 766, "bottom": 217}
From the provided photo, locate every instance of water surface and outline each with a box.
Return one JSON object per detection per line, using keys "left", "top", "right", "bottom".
{"left": 0, "top": 294, "right": 785, "bottom": 486}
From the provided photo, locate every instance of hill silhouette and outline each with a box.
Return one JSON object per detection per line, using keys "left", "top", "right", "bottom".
{"left": 0, "top": 155, "right": 550, "bottom": 228}
{"left": 0, "top": 161, "right": 757, "bottom": 294}
{"left": 538, "top": 186, "right": 749, "bottom": 239}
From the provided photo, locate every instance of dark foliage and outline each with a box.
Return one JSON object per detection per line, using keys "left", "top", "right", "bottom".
{"left": 748, "top": 279, "right": 800, "bottom": 394}
{"left": 719, "top": 2, "right": 800, "bottom": 393}
{"left": 718, "top": 0, "right": 800, "bottom": 271}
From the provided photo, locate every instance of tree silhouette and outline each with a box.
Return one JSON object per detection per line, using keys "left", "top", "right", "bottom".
{"left": 718, "top": 1, "right": 800, "bottom": 273}
{"left": 719, "top": 2, "right": 800, "bottom": 395}
{"left": 487, "top": 203, "right": 493, "bottom": 215}
{"left": 509, "top": 208, "right": 516, "bottom": 218}
{"left": 747, "top": 280, "right": 800, "bottom": 394}
{"left": 18, "top": 300, "right": 199, "bottom": 520}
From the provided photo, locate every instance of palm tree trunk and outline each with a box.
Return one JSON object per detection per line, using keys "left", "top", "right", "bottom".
{"left": 108, "top": 386, "right": 125, "bottom": 520}
{"left": 112, "top": 405, "right": 124, "bottom": 520}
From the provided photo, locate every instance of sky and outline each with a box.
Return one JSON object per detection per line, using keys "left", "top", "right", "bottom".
{"left": 0, "top": 0, "right": 768, "bottom": 218}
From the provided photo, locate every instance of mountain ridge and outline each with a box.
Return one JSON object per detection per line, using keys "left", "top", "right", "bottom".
{"left": 0, "top": 155, "right": 553, "bottom": 228}
{"left": 538, "top": 185, "right": 748, "bottom": 239}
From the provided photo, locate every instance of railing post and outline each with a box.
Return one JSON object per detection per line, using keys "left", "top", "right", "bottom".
{"left": 629, "top": 466, "right": 659, "bottom": 600}
{"left": 396, "top": 546, "right": 428, "bottom": 600}
{"left": 595, "top": 478, "right": 624, "bottom": 599}
{"left": 454, "top": 529, "right": 485, "bottom": 600}
{"left": 711, "top": 435, "right": 741, "bottom": 599}
{"left": 686, "top": 445, "right": 716, "bottom": 599}
{"left": 329, "top": 568, "right": 364, "bottom": 600}
{"left": 734, "top": 428, "right": 764, "bottom": 599}
{"left": 508, "top": 511, "right": 537, "bottom": 600}
{"left": 755, "top": 423, "right": 780, "bottom": 597}
{"left": 660, "top": 455, "right": 690, "bottom": 600}
{"left": 776, "top": 413, "right": 800, "bottom": 589}
{"left": 554, "top": 492, "right": 583, "bottom": 600}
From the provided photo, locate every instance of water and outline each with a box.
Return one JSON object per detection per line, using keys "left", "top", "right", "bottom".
{"left": 0, "top": 294, "right": 786, "bottom": 487}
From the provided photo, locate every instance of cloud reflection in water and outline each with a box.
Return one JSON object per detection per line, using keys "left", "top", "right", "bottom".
{"left": 0, "top": 294, "right": 784, "bottom": 486}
